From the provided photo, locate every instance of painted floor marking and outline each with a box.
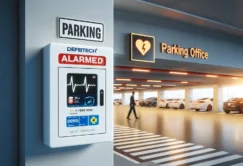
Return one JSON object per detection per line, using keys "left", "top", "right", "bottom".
{"left": 140, "top": 145, "right": 204, "bottom": 160}
{"left": 158, "top": 151, "right": 228, "bottom": 166}
{"left": 116, "top": 139, "right": 176, "bottom": 150}
{"left": 114, "top": 125, "right": 243, "bottom": 166}
{"left": 152, "top": 148, "right": 215, "bottom": 164}
{"left": 190, "top": 155, "right": 243, "bottom": 166}
{"left": 131, "top": 143, "right": 194, "bottom": 156}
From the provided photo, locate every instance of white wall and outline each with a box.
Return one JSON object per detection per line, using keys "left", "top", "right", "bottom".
{"left": 20, "top": 0, "right": 113, "bottom": 166}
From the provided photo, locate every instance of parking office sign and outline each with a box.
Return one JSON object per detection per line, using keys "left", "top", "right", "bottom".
{"left": 58, "top": 17, "right": 104, "bottom": 42}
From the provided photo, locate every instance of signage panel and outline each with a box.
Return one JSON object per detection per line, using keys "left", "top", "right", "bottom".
{"left": 130, "top": 33, "right": 155, "bottom": 63}
{"left": 58, "top": 17, "right": 104, "bottom": 42}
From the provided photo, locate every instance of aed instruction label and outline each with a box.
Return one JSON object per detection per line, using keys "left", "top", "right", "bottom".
{"left": 66, "top": 115, "right": 99, "bottom": 127}
{"left": 58, "top": 68, "right": 106, "bottom": 137}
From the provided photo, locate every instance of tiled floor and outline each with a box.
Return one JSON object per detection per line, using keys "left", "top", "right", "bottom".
{"left": 114, "top": 106, "right": 243, "bottom": 166}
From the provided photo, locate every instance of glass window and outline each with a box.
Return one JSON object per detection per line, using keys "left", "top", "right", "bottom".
{"left": 191, "top": 88, "right": 213, "bottom": 100}
{"left": 164, "top": 90, "right": 185, "bottom": 99}
{"left": 144, "top": 91, "right": 158, "bottom": 99}
{"left": 113, "top": 93, "right": 122, "bottom": 100}
{"left": 222, "top": 86, "right": 243, "bottom": 102}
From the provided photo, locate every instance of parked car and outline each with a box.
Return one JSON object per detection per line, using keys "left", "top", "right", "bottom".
{"left": 139, "top": 97, "right": 153, "bottom": 107}
{"left": 139, "top": 99, "right": 145, "bottom": 106}
{"left": 223, "top": 98, "right": 243, "bottom": 114}
{"left": 189, "top": 98, "right": 213, "bottom": 111}
{"left": 159, "top": 99, "right": 174, "bottom": 108}
{"left": 144, "top": 97, "right": 157, "bottom": 107}
{"left": 113, "top": 99, "right": 122, "bottom": 105}
{"left": 135, "top": 100, "right": 139, "bottom": 106}
{"left": 169, "top": 99, "right": 185, "bottom": 109}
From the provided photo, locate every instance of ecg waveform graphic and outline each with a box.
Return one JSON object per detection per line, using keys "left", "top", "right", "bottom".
{"left": 67, "top": 76, "right": 96, "bottom": 93}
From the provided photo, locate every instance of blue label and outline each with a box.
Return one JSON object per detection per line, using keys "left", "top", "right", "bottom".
{"left": 66, "top": 116, "right": 79, "bottom": 127}
{"left": 89, "top": 115, "right": 99, "bottom": 126}
{"left": 79, "top": 116, "right": 88, "bottom": 126}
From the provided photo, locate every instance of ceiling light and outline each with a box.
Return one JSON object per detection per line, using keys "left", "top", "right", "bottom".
{"left": 169, "top": 71, "right": 188, "bottom": 75}
{"left": 147, "top": 80, "right": 161, "bottom": 83}
{"left": 181, "top": 82, "right": 188, "bottom": 84}
{"left": 206, "top": 75, "right": 218, "bottom": 78}
{"left": 114, "top": 89, "right": 121, "bottom": 91}
{"left": 126, "top": 84, "right": 137, "bottom": 87}
{"left": 116, "top": 78, "right": 131, "bottom": 81}
{"left": 232, "top": 77, "right": 239, "bottom": 80}
{"left": 141, "top": 85, "right": 150, "bottom": 87}
{"left": 137, "top": 88, "right": 145, "bottom": 89}
{"left": 126, "top": 88, "right": 133, "bottom": 90}
{"left": 114, "top": 84, "right": 122, "bottom": 86}
{"left": 162, "top": 84, "right": 176, "bottom": 86}
{"left": 119, "top": 87, "right": 125, "bottom": 89}
{"left": 153, "top": 85, "right": 161, "bottom": 87}
{"left": 132, "top": 68, "right": 150, "bottom": 72}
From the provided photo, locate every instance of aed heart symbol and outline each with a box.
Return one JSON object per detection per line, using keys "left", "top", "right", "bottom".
{"left": 135, "top": 39, "right": 151, "bottom": 56}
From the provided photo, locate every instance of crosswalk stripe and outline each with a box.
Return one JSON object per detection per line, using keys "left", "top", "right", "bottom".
{"left": 131, "top": 143, "right": 194, "bottom": 156}
{"left": 114, "top": 125, "right": 129, "bottom": 128}
{"left": 114, "top": 137, "right": 168, "bottom": 146}
{"left": 124, "top": 141, "right": 184, "bottom": 153}
{"left": 140, "top": 145, "right": 204, "bottom": 160}
{"left": 152, "top": 148, "right": 215, "bottom": 164}
{"left": 190, "top": 155, "right": 243, "bottom": 166}
{"left": 231, "top": 162, "right": 243, "bottom": 166}
{"left": 158, "top": 151, "right": 228, "bottom": 166}
{"left": 114, "top": 133, "right": 153, "bottom": 139}
{"left": 114, "top": 128, "right": 139, "bottom": 132}
{"left": 114, "top": 135, "right": 160, "bottom": 143}
{"left": 113, "top": 125, "right": 242, "bottom": 166}
{"left": 114, "top": 128, "right": 132, "bottom": 131}
{"left": 114, "top": 126, "right": 136, "bottom": 129}
{"left": 115, "top": 131, "right": 147, "bottom": 136}
{"left": 114, "top": 130, "right": 141, "bottom": 134}
{"left": 116, "top": 139, "right": 176, "bottom": 149}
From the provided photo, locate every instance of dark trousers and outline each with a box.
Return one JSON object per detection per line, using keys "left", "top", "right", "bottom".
{"left": 127, "top": 105, "right": 138, "bottom": 119}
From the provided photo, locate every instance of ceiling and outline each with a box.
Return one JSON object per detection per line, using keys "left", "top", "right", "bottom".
{"left": 114, "top": 0, "right": 243, "bottom": 37}
{"left": 114, "top": 0, "right": 243, "bottom": 91}
{"left": 114, "top": 64, "right": 243, "bottom": 91}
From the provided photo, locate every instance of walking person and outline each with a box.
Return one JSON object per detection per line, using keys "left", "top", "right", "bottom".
{"left": 127, "top": 91, "right": 139, "bottom": 120}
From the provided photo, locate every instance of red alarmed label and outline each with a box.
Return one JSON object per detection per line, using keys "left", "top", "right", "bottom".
{"left": 58, "top": 54, "right": 106, "bottom": 66}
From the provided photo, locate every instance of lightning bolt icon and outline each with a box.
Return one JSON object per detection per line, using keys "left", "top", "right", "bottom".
{"left": 142, "top": 43, "right": 146, "bottom": 54}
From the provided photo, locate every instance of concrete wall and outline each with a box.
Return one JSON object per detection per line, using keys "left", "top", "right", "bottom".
{"left": 19, "top": 0, "right": 113, "bottom": 166}
{"left": 114, "top": 9, "right": 243, "bottom": 68}
{"left": 0, "top": 1, "right": 18, "bottom": 165}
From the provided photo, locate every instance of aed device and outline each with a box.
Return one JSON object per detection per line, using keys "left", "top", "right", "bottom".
{"left": 43, "top": 43, "right": 113, "bottom": 148}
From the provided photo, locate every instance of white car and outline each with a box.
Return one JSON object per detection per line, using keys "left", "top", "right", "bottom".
{"left": 113, "top": 99, "right": 122, "bottom": 105}
{"left": 169, "top": 99, "right": 185, "bottom": 109}
{"left": 189, "top": 98, "right": 213, "bottom": 111}
{"left": 159, "top": 99, "right": 174, "bottom": 108}
{"left": 135, "top": 100, "right": 139, "bottom": 106}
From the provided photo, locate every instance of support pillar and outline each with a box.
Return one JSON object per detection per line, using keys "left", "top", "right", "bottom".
{"left": 122, "top": 93, "right": 126, "bottom": 105}
{"left": 157, "top": 90, "right": 165, "bottom": 106}
{"left": 139, "top": 91, "right": 144, "bottom": 101}
{"left": 185, "top": 88, "right": 193, "bottom": 110}
{"left": 213, "top": 85, "right": 219, "bottom": 112}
